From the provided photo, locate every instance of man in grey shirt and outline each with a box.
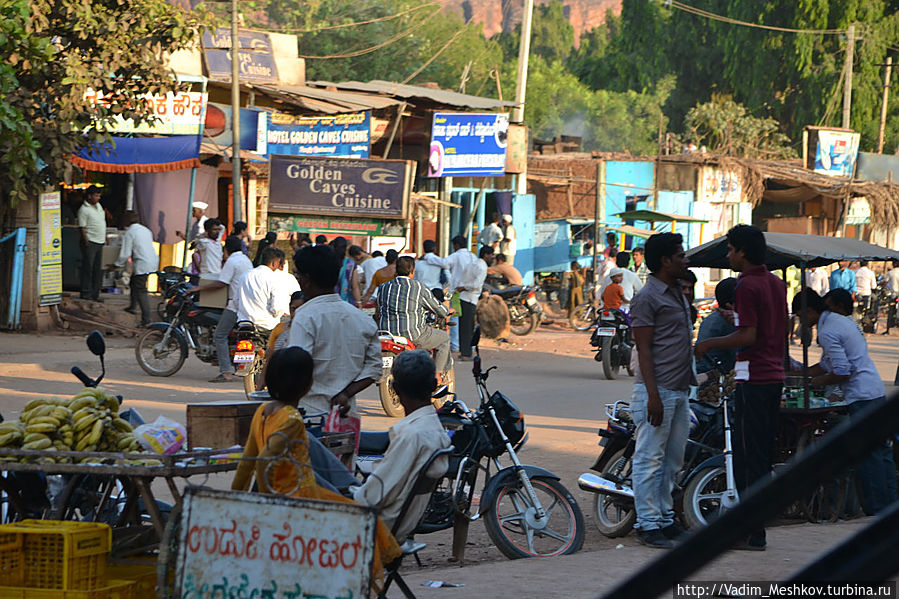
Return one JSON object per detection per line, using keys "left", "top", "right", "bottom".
{"left": 628, "top": 232, "right": 695, "bottom": 548}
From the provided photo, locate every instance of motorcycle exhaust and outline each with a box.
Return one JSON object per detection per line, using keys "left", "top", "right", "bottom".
{"left": 577, "top": 472, "right": 634, "bottom": 500}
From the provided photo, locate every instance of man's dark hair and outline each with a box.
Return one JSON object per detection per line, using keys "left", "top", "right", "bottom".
{"left": 391, "top": 350, "right": 436, "bottom": 403}
{"left": 495, "top": 253, "right": 507, "bottom": 263}
{"left": 86, "top": 185, "right": 101, "bottom": 195}
{"left": 792, "top": 289, "right": 828, "bottom": 315}
{"left": 859, "top": 259, "right": 868, "bottom": 267}
{"left": 714, "top": 277, "right": 738, "bottom": 308}
{"left": 348, "top": 245, "right": 364, "bottom": 258}
{"left": 290, "top": 290, "right": 304, "bottom": 303}
{"left": 423, "top": 240, "right": 437, "bottom": 254}
{"left": 395, "top": 255, "right": 415, "bottom": 277}
{"left": 608, "top": 247, "right": 618, "bottom": 259}
{"left": 372, "top": 250, "right": 384, "bottom": 258}
{"left": 315, "top": 234, "right": 327, "bottom": 245}
{"left": 123, "top": 210, "right": 140, "bottom": 227}
{"left": 632, "top": 246, "right": 644, "bottom": 256}
{"left": 823, "top": 288, "right": 854, "bottom": 315}
{"left": 726, "top": 224, "right": 766, "bottom": 266}
{"left": 606, "top": 232, "right": 616, "bottom": 243}
{"left": 643, "top": 233, "right": 683, "bottom": 273}
{"left": 204, "top": 218, "right": 222, "bottom": 232}
{"left": 232, "top": 221, "right": 247, "bottom": 234}
{"left": 479, "top": 245, "right": 494, "bottom": 259}
{"left": 681, "top": 269, "right": 697, "bottom": 284}
{"left": 329, "top": 236, "right": 348, "bottom": 259}
{"left": 385, "top": 249, "right": 398, "bottom": 264}
{"left": 616, "top": 251, "right": 630, "bottom": 268}
{"left": 266, "top": 347, "right": 313, "bottom": 405}
{"left": 295, "top": 245, "right": 340, "bottom": 289}
{"left": 224, "top": 235, "right": 243, "bottom": 255}
{"left": 451, "top": 235, "right": 467, "bottom": 250}
{"left": 260, "top": 246, "right": 284, "bottom": 266}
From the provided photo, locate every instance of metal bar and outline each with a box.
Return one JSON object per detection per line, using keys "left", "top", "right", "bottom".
{"left": 133, "top": 477, "right": 166, "bottom": 541}
{"left": 381, "top": 101, "right": 407, "bottom": 159}
{"left": 10, "top": 228, "right": 26, "bottom": 329}
{"left": 599, "top": 392, "right": 899, "bottom": 599}
{"left": 231, "top": 0, "right": 242, "bottom": 223}
{"left": 800, "top": 264, "right": 809, "bottom": 409}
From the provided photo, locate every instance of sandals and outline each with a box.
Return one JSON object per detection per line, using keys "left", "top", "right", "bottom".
{"left": 209, "top": 373, "right": 238, "bottom": 383}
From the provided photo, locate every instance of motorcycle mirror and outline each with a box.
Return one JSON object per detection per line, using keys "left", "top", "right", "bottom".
{"left": 86, "top": 330, "right": 106, "bottom": 356}
{"left": 432, "top": 385, "right": 451, "bottom": 399}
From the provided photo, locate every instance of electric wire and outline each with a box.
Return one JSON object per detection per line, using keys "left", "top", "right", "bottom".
{"left": 665, "top": 0, "right": 845, "bottom": 35}
{"left": 401, "top": 27, "right": 467, "bottom": 84}
{"left": 256, "top": 2, "right": 438, "bottom": 33}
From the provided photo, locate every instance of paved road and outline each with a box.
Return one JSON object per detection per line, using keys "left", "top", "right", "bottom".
{"left": 0, "top": 326, "right": 896, "bottom": 591}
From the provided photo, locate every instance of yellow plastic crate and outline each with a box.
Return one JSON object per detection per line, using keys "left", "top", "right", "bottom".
{"left": 0, "top": 578, "right": 134, "bottom": 599}
{"left": 0, "top": 521, "right": 110, "bottom": 590}
{"left": 106, "top": 563, "right": 156, "bottom": 599}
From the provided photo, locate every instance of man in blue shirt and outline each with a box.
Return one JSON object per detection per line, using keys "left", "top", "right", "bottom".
{"left": 791, "top": 289, "right": 897, "bottom": 515}
{"left": 695, "top": 278, "right": 738, "bottom": 374}
{"left": 828, "top": 261, "right": 857, "bottom": 296}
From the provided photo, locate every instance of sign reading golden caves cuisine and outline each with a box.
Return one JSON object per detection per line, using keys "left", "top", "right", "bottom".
{"left": 269, "top": 155, "right": 414, "bottom": 220}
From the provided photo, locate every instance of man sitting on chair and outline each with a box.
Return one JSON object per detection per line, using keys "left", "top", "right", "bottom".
{"left": 352, "top": 350, "right": 451, "bottom": 541}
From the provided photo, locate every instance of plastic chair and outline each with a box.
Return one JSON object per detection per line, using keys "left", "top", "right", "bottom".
{"left": 378, "top": 447, "right": 453, "bottom": 599}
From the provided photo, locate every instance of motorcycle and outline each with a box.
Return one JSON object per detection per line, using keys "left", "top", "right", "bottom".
{"left": 860, "top": 282, "right": 890, "bottom": 334}
{"left": 377, "top": 289, "right": 455, "bottom": 418}
{"left": 488, "top": 285, "right": 543, "bottom": 336}
{"left": 231, "top": 321, "right": 270, "bottom": 399}
{"left": 589, "top": 308, "right": 634, "bottom": 380}
{"left": 578, "top": 364, "right": 737, "bottom": 536}
{"left": 154, "top": 268, "right": 192, "bottom": 321}
{"left": 359, "top": 327, "right": 585, "bottom": 559}
{"left": 134, "top": 281, "right": 223, "bottom": 376}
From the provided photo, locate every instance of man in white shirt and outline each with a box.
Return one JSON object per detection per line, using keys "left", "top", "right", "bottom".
{"left": 807, "top": 266, "right": 830, "bottom": 297}
{"left": 236, "top": 247, "right": 288, "bottom": 335}
{"left": 855, "top": 260, "right": 877, "bottom": 313}
{"left": 425, "top": 236, "right": 484, "bottom": 359}
{"left": 500, "top": 214, "right": 517, "bottom": 266}
{"left": 477, "top": 212, "right": 503, "bottom": 251}
{"left": 886, "top": 260, "right": 899, "bottom": 295}
{"left": 598, "top": 251, "right": 644, "bottom": 305}
{"left": 413, "top": 240, "right": 445, "bottom": 291}
{"left": 349, "top": 245, "right": 386, "bottom": 297}
{"left": 195, "top": 218, "right": 224, "bottom": 277}
{"left": 195, "top": 236, "right": 254, "bottom": 382}
{"left": 77, "top": 186, "right": 107, "bottom": 301}
{"left": 288, "top": 245, "right": 382, "bottom": 415}
{"left": 109, "top": 211, "right": 158, "bottom": 326}
{"left": 176, "top": 200, "right": 209, "bottom": 243}
{"left": 352, "top": 350, "right": 450, "bottom": 542}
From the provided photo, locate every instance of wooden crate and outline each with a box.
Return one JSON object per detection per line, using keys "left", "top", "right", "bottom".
{"left": 319, "top": 432, "right": 356, "bottom": 470}
{"left": 186, "top": 401, "right": 263, "bottom": 450}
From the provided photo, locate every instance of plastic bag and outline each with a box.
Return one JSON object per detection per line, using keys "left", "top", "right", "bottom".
{"left": 134, "top": 416, "right": 187, "bottom": 455}
{"left": 323, "top": 407, "right": 361, "bottom": 456}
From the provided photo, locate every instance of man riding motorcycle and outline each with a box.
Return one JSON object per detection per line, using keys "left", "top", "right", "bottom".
{"left": 377, "top": 256, "right": 453, "bottom": 380}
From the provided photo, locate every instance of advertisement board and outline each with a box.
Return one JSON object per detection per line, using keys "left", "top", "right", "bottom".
{"left": 175, "top": 488, "right": 375, "bottom": 599}
{"left": 203, "top": 29, "right": 280, "bottom": 84}
{"left": 268, "top": 215, "right": 405, "bottom": 237}
{"left": 428, "top": 112, "right": 509, "bottom": 177}
{"left": 205, "top": 103, "right": 265, "bottom": 153}
{"left": 269, "top": 155, "right": 413, "bottom": 219}
{"left": 810, "top": 129, "right": 860, "bottom": 177}
{"left": 85, "top": 90, "right": 207, "bottom": 135}
{"left": 265, "top": 111, "right": 371, "bottom": 158}
{"left": 38, "top": 192, "right": 62, "bottom": 306}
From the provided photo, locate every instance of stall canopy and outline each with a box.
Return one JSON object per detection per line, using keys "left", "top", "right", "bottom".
{"left": 686, "top": 232, "right": 899, "bottom": 269}
{"left": 70, "top": 135, "right": 202, "bottom": 173}
{"left": 615, "top": 210, "right": 708, "bottom": 223}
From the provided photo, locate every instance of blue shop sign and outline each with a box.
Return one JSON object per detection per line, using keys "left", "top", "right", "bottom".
{"left": 203, "top": 28, "right": 279, "bottom": 85}
{"left": 428, "top": 112, "right": 509, "bottom": 177}
{"left": 264, "top": 111, "right": 370, "bottom": 158}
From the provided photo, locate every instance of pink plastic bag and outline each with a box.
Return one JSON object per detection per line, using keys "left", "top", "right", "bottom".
{"left": 323, "top": 407, "right": 361, "bottom": 456}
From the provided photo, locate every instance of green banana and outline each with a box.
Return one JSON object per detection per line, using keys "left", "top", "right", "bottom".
{"left": 25, "top": 423, "right": 57, "bottom": 434}
{"left": 0, "top": 432, "right": 22, "bottom": 446}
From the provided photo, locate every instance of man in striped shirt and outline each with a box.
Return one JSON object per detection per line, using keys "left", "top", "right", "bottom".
{"left": 377, "top": 256, "right": 452, "bottom": 374}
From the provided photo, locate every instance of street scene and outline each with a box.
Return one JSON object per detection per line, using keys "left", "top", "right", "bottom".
{"left": 2, "top": 0, "right": 899, "bottom": 597}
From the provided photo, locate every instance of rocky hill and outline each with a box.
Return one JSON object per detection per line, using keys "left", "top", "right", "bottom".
{"left": 439, "top": 0, "right": 622, "bottom": 43}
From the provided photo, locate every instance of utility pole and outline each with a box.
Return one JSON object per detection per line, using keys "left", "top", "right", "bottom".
{"left": 842, "top": 23, "right": 856, "bottom": 130}
{"left": 512, "top": 0, "right": 535, "bottom": 196}
{"left": 231, "top": 0, "right": 243, "bottom": 223}
{"left": 878, "top": 56, "right": 893, "bottom": 153}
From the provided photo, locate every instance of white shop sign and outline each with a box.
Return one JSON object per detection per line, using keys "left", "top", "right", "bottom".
{"left": 175, "top": 487, "right": 376, "bottom": 599}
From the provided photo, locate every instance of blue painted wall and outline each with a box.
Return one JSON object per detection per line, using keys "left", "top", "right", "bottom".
{"left": 512, "top": 194, "right": 536, "bottom": 285}
{"left": 657, "top": 190, "right": 700, "bottom": 248}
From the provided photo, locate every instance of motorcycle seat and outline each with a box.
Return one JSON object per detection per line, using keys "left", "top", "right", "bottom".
{"left": 492, "top": 286, "right": 524, "bottom": 298}
{"left": 358, "top": 431, "right": 390, "bottom": 455}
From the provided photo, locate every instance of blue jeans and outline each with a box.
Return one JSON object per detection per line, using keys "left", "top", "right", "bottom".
{"left": 449, "top": 315, "right": 460, "bottom": 352}
{"left": 847, "top": 397, "right": 898, "bottom": 515}
{"left": 630, "top": 383, "right": 690, "bottom": 531}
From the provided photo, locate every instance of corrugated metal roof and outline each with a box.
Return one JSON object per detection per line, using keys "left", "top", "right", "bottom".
{"left": 209, "top": 79, "right": 402, "bottom": 114}
{"left": 308, "top": 80, "right": 516, "bottom": 111}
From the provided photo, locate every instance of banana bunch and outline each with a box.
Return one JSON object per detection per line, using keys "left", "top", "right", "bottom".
{"left": 19, "top": 398, "right": 74, "bottom": 460}
{"left": 68, "top": 388, "right": 142, "bottom": 454}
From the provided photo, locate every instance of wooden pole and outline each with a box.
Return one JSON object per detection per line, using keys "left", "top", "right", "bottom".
{"left": 877, "top": 57, "right": 893, "bottom": 154}
{"left": 231, "top": 0, "right": 242, "bottom": 222}
{"left": 842, "top": 24, "right": 856, "bottom": 130}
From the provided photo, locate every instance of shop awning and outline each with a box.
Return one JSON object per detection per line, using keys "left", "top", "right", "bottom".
{"left": 70, "top": 135, "right": 201, "bottom": 173}
{"left": 615, "top": 210, "right": 708, "bottom": 223}
{"left": 607, "top": 224, "right": 655, "bottom": 239}
{"left": 308, "top": 80, "right": 516, "bottom": 110}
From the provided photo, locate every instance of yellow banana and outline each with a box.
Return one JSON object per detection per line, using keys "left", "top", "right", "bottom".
{"left": 87, "top": 420, "right": 104, "bottom": 446}
{"left": 25, "top": 423, "right": 57, "bottom": 434}
{"left": 23, "top": 399, "right": 48, "bottom": 413}
{"left": 73, "top": 407, "right": 96, "bottom": 422}
{"left": 50, "top": 407, "right": 72, "bottom": 420}
{"left": 111, "top": 418, "right": 133, "bottom": 433}
{"left": 23, "top": 438, "right": 52, "bottom": 451}
{"left": 0, "top": 432, "right": 22, "bottom": 446}
{"left": 28, "top": 416, "right": 60, "bottom": 427}
{"left": 52, "top": 441, "right": 68, "bottom": 451}
{"left": 75, "top": 435, "right": 95, "bottom": 452}
{"left": 74, "top": 415, "right": 98, "bottom": 433}
{"left": 0, "top": 423, "right": 23, "bottom": 435}
{"left": 23, "top": 432, "right": 49, "bottom": 444}
{"left": 68, "top": 397, "right": 95, "bottom": 412}
{"left": 116, "top": 435, "right": 135, "bottom": 450}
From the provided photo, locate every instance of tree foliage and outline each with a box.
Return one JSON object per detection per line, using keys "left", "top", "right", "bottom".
{"left": 683, "top": 97, "right": 795, "bottom": 159}
{"left": 497, "top": 1, "right": 576, "bottom": 64}
{"left": 0, "top": 0, "right": 205, "bottom": 213}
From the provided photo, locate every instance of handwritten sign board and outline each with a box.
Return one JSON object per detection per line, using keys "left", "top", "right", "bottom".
{"left": 85, "top": 89, "right": 207, "bottom": 135}
{"left": 269, "top": 155, "right": 414, "bottom": 219}
{"left": 175, "top": 487, "right": 376, "bottom": 599}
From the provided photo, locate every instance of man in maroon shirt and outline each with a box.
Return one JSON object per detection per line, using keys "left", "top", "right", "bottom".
{"left": 695, "top": 225, "right": 786, "bottom": 551}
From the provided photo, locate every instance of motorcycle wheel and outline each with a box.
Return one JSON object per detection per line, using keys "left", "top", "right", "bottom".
{"left": 601, "top": 335, "right": 620, "bottom": 380}
{"left": 484, "top": 476, "right": 585, "bottom": 559}
{"left": 510, "top": 307, "right": 539, "bottom": 336}
{"left": 568, "top": 303, "right": 594, "bottom": 331}
{"left": 378, "top": 352, "right": 405, "bottom": 418}
{"left": 243, "top": 355, "right": 265, "bottom": 399}
{"left": 683, "top": 465, "right": 727, "bottom": 530}
{"left": 135, "top": 328, "right": 187, "bottom": 377}
{"left": 593, "top": 448, "right": 636, "bottom": 537}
